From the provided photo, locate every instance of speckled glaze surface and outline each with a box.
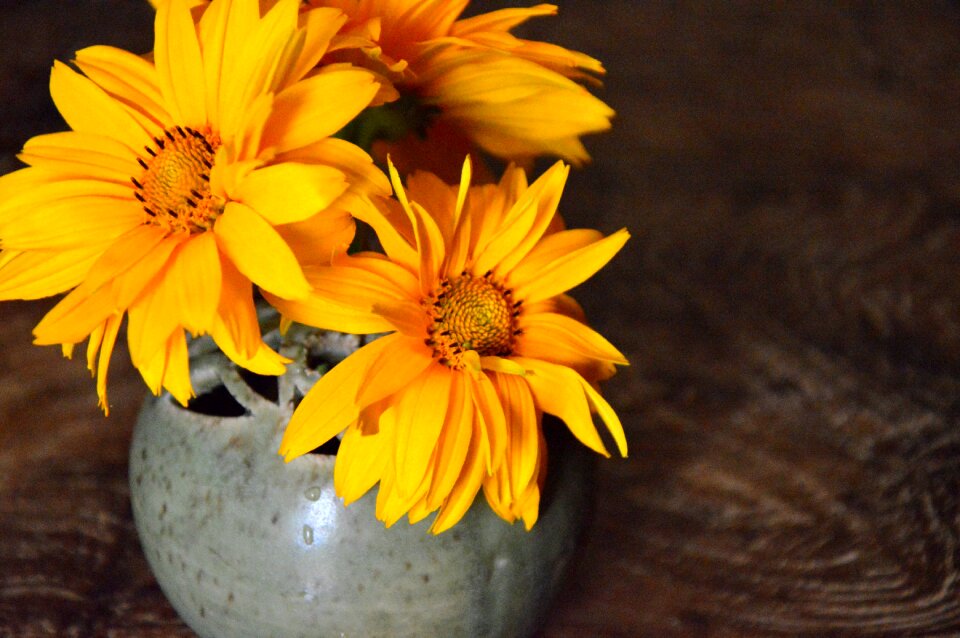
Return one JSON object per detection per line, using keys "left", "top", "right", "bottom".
{"left": 129, "top": 329, "right": 592, "bottom": 638}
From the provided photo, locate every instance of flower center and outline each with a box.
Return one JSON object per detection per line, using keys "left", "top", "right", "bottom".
{"left": 424, "top": 272, "right": 522, "bottom": 369}
{"left": 131, "top": 126, "right": 222, "bottom": 234}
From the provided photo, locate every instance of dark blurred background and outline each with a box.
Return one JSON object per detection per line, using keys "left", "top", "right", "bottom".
{"left": 3, "top": 2, "right": 960, "bottom": 635}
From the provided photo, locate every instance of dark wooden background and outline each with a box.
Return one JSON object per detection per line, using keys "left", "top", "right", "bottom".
{"left": 2, "top": 1, "right": 960, "bottom": 635}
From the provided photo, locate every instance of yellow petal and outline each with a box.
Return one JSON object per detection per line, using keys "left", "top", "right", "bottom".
{"left": 209, "top": 0, "right": 259, "bottom": 131}
{"left": 266, "top": 291, "right": 395, "bottom": 335}
{"left": 516, "top": 357, "right": 609, "bottom": 457}
{"left": 211, "top": 324, "right": 290, "bottom": 376}
{"left": 217, "top": 0, "right": 299, "bottom": 133}
{"left": 355, "top": 333, "right": 433, "bottom": 407}
{"left": 166, "top": 232, "right": 222, "bottom": 334}
{"left": 262, "top": 68, "right": 379, "bottom": 155}
{"left": 479, "top": 356, "right": 527, "bottom": 376}
{"left": 229, "top": 92, "right": 274, "bottom": 163}
{"left": 452, "top": 5, "right": 556, "bottom": 36}
{"left": 34, "top": 286, "right": 112, "bottom": 347}
{"left": 460, "top": 179, "right": 511, "bottom": 258}
{"left": 376, "top": 439, "right": 434, "bottom": 528}
{"left": 244, "top": 0, "right": 306, "bottom": 93}
{"left": 371, "top": 299, "right": 425, "bottom": 337}
{"left": 517, "top": 311, "right": 628, "bottom": 368}
{"left": 335, "top": 253, "right": 421, "bottom": 300}
{"left": 155, "top": 0, "right": 207, "bottom": 125}
{"left": 86, "top": 319, "right": 107, "bottom": 376}
{"left": 73, "top": 45, "right": 171, "bottom": 127}
{"left": 349, "top": 196, "right": 418, "bottom": 271}
{"left": 138, "top": 328, "right": 194, "bottom": 405}
{"left": 278, "top": 335, "right": 395, "bottom": 461}
{"left": 209, "top": 254, "right": 260, "bottom": 360}
{"left": 404, "top": 169, "right": 458, "bottom": 240}
{"left": 393, "top": 0, "right": 467, "bottom": 40}
{"left": 212, "top": 154, "right": 260, "bottom": 201}
{"left": 393, "top": 365, "right": 452, "bottom": 498}
{"left": 0, "top": 164, "right": 56, "bottom": 201}
{"left": 482, "top": 471, "right": 515, "bottom": 524}
{"left": 214, "top": 202, "right": 310, "bottom": 299}
{"left": 0, "top": 178, "right": 142, "bottom": 251}
{"left": 95, "top": 314, "right": 123, "bottom": 415}
{"left": 19, "top": 131, "right": 143, "bottom": 184}
{"left": 517, "top": 475, "right": 541, "bottom": 530}
{"left": 209, "top": 254, "right": 290, "bottom": 376}
{"left": 301, "top": 261, "right": 409, "bottom": 311}
{"left": 407, "top": 495, "right": 438, "bottom": 526}
{"left": 49, "top": 61, "right": 153, "bottom": 151}
{"left": 81, "top": 225, "right": 169, "bottom": 300}
{"left": 162, "top": 329, "right": 194, "bottom": 406}
{"left": 493, "top": 372, "right": 540, "bottom": 506}
{"left": 274, "top": 137, "right": 390, "bottom": 200}
{"left": 497, "top": 165, "right": 529, "bottom": 208}
{"left": 469, "top": 371, "right": 507, "bottom": 472}
{"left": 236, "top": 163, "right": 348, "bottom": 225}
{"left": 274, "top": 208, "right": 355, "bottom": 270}
{"left": 0, "top": 168, "right": 126, "bottom": 209}
{"left": 334, "top": 425, "right": 390, "bottom": 506}
{"left": 473, "top": 161, "right": 568, "bottom": 277}
{"left": 388, "top": 159, "right": 445, "bottom": 294}
{"left": 579, "top": 377, "right": 628, "bottom": 457}
{"left": 426, "top": 52, "right": 613, "bottom": 163}
{"left": 1, "top": 196, "right": 141, "bottom": 252}
{"left": 0, "top": 247, "right": 101, "bottom": 301}
{"left": 107, "top": 234, "right": 184, "bottom": 311}
{"left": 33, "top": 232, "right": 180, "bottom": 345}
{"left": 281, "top": 7, "right": 346, "bottom": 86}
{"left": 430, "top": 417, "right": 486, "bottom": 534}
{"left": 507, "top": 228, "right": 602, "bottom": 284}
{"left": 445, "top": 156, "right": 473, "bottom": 275}
{"left": 127, "top": 271, "right": 183, "bottom": 370}
{"left": 426, "top": 373, "right": 474, "bottom": 509}
{"left": 510, "top": 228, "right": 629, "bottom": 304}
{"left": 196, "top": 0, "right": 230, "bottom": 121}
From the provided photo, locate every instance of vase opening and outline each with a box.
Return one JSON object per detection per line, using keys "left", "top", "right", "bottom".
{"left": 306, "top": 436, "right": 341, "bottom": 457}
{"left": 185, "top": 383, "right": 247, "bottom": 417}
{"left": 237, "top": 368, "right": 280, "bottom": 403}
{"left": 174, "top": 327, "right": 350, "bottom": 456}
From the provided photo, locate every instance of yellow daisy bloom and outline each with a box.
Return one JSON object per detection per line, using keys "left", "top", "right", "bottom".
{"left": 0, "top": 0, "right": 388, "bottom": 412}
{"left": 310, "top": 0, "right": 615, "bottom": 178}
{"left": 268, "top": 157, "right": 629, "bottom": 533}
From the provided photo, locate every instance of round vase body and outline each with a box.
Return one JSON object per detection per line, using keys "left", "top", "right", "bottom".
{"left": 129, "top": 331, "right": 592, "bottom": 638}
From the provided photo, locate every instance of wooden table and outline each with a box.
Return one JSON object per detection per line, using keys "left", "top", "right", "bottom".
{"left": 2, "top": 1, "right": 960, "bottom": 635}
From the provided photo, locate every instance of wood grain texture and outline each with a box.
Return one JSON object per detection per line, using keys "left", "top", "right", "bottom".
{"left": 2, "top": 1, "right": 960, "bottom": 636}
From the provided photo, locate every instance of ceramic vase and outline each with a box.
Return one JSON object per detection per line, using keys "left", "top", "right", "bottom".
{"left": 129, "top": 326, "right": 593, "bottom": 638}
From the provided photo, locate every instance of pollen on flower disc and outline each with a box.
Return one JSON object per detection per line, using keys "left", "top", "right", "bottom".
{"left": 426, "top": 273, "right": 520, "bottom": 368}
{"left": 132, "top": 126, "right": 222, "bottom": 234}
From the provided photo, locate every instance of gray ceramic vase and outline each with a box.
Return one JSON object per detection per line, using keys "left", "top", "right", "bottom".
{"left": 129, "top": 327, "right": 593, "bottom": 638}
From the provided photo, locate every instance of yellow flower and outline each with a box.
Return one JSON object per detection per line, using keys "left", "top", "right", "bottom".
{"left": 310, "top": 0, "right": 615, "bottom": 177}
{"left": 0, "top": 0, "right": 388, "bottom": 412}
{"left": 268, "top": 157, "right": 628, "bottom": 533}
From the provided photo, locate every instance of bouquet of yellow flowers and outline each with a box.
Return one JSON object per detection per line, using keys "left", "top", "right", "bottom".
{"left": 0, "top": 0, "right": 626, "bottom": 539}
